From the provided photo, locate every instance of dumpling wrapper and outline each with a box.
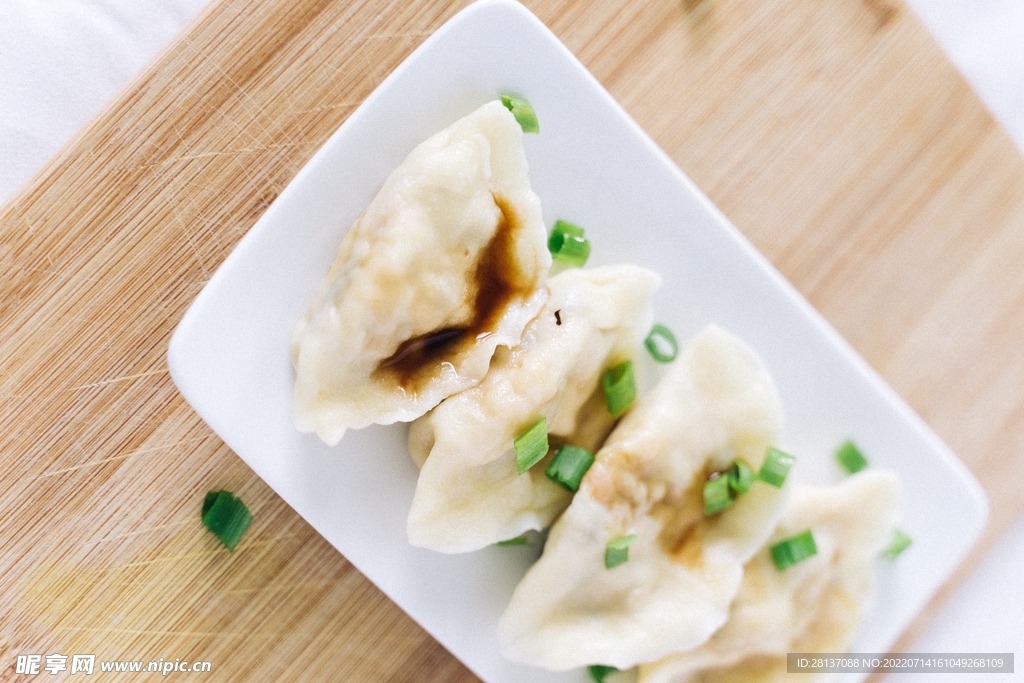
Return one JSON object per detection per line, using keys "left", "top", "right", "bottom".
{"left": 638, "top": 469, "right": 902, "bottom": 683}
{"left": 498, "top": 325, "right": 787, "bottom": 671}
{"left": 407, "top": 264, "right": 660, "bottom": 553}
{"left": 291, "top": 100, "right": 550, "bottom": 445}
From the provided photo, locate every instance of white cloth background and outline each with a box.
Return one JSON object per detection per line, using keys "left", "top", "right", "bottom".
{"left": 0, "top": 0, "right": 211, "bottom": 196}
{"left": 1, "top": 1, "right": 1022, "bottom": 679}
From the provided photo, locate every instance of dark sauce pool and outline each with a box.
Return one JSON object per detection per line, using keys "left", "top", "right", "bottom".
{"left": 375, "top": 194, "right": 536, "bottom": 390}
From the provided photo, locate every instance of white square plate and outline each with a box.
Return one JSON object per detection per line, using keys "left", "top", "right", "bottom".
{"left": 167, "top": 1, "right": 988, "bottom": 681}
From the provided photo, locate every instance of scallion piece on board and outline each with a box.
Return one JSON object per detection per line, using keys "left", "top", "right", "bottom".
{"left": 728, "top": 459, "right": 755, "bottom": 494}
{"left": 501, "top": 94, "right": 539, "bottom": 133}
{"left": 703, "top": 473, "right": 734, "bottom": 516}
{"left": 588, "top": 665, "right": 619, "bottom": 682}
{"left": 758, "top": 447, "right": 795, "bottom": 487}
{"left": 545, "top": 445, "right": 595, "bottom": 492}
{"left": 514, "top": 417, "right": 549, "bottom": 474}
{"left": 602, "top": 360, "right": 636, "bottom": 417}
{"left": 202, "top": 490, "right": 219, "bottom": 516}
{"left": 201, "top": 490, "right": 252, "bottom": 552}
{"left": 604, "top": 534, "right": 639, "bottom": 569}
{"left": 644, "top": 323, "right": 679, "bottom": 363}
{"left": 836, "top": 439, "right": 868, "bottom": 474}
{"left": 497, "top": 534, "right": 530, "bottom": 547}
{"left": 548, "top": 219, "right": 591, "bottom": 266}
{"left": 770, "top": 529, "right": 817, "bottom": 570}
{"left": 881, "top": 528, "right": 912, "bottom": 560}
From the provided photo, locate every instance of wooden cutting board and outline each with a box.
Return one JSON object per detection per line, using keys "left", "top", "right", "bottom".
{"left": 3, "top": 0, "right": 1023, "bottom": 680}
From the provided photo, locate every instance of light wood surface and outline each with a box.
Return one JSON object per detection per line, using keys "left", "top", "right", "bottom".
{"left": 3, "top": 0, "right": 1023, "bottom": 680}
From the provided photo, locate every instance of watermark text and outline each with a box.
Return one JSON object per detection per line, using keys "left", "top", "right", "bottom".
{"left": 788, "top": 653, "right": 1013, "bottom": 673}
{"left": 15, "top": 654, "right": 211, "bottom": 676}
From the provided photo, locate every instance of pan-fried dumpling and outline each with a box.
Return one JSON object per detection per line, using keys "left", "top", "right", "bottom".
{"left": 498, "top": 325, "right": 787, "bottom": 671}
{"left": 637, "top": 469, "right": 901, "bottom": 683}
{"left": 292, "top": 100, "right": 551, "bottom": 445}
{"left": 407, "top": 265, "right": 660, "bottom": 553}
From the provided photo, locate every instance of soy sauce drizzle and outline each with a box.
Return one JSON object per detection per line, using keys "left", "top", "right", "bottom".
{"left": 654, "top": 464, "right": 717, "bottom": 568}
{"left": 377, "top": 327, "right": 466, "bottom": 372}
{"left": 376, "top": 194, "right": 534, "bottom": 388}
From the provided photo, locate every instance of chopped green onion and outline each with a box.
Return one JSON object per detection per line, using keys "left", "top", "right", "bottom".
{"left": 604, "top": 534, "right": 639, "bottom": 569}
{"left": 202, "top": 490, "right": 219, "bottom": 516}
{"left": 770, "top": 529, "right": 817, "bottom": 570}
{"left": 588, "top": 664, "right": 619, "bottom": 682}
{"left": 201, "top": 490, "right": 252, "bottom": 552}
{"left": 602, "top": 360, "right": 636, "bottom": 417}
{"left": 703, "top": 473, "right": 735, "bottom": 515}
{"left": 545, "top": 445, "right": 595, "bottom": 492}
{"left": 644, "top": 323, "right": 679, "bottom": 363}
{"left": 500, "top": 94, "right": 539, "bottom": 133}
{"left": 548, "top": 219, "right": 591, "bottom": 266}
{"left": 728, "top": 459, "right": 755, "bottom": 494}
{"left": 514, "top": 417, "right": 548, "bottom": 474}
{"left": 836, "top": 439, "right": 868, "bottom": 474}
{"left": 881, "top": 528, "right": 912, "bottom": 560}
{"left": 497, "top": 534, "right": 530, "bottom": 547}
{"left": 705, "top": 460, "right": 757, "bottom": 515}
{"left": 758, "top": 446, "right": 795, "bottom": 487}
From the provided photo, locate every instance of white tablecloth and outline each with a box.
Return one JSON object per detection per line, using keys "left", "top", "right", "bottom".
{"left": 1, "top": 1, "right": 1021, "bottom": 680}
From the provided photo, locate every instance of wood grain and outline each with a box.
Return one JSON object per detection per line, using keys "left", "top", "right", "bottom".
{"left": 2, "top": 0, "right": 1022, "bottom": 680}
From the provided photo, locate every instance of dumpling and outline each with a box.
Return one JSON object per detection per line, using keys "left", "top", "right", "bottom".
{"left": 498, "top": 325, "right": 787, "bottom": 671}
{"left": 637, "top": 469, "right": 902, "bottom": 683}
{"left": 291, "top": 100, "right": 551, "bottom": 445}
{"left": 406, "top": 264, "right": 660, "bottom": 553}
